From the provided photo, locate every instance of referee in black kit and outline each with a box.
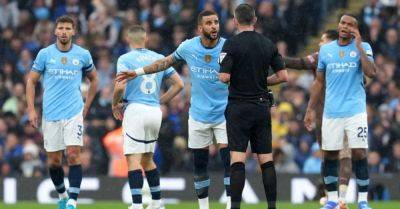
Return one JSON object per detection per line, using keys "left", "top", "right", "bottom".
{"left": 218, "top": 4, "right": 288, "bottom": 209}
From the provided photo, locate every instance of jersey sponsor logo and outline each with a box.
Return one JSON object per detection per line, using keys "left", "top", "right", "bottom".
{"left": 190, "top": 66, "right": 219, "bottom": 80}
{"left": 61, "top": 57, "right": 67, "bottom": 65}
{"left": 72, "top": 59, "right": 80, "bottom": 65}
{"left": 204, "top": 55, "right": 212, "bottom": 63}
{"left": 218, "top": 52, "right": 226, "bottom": 64}
{"left": 339, "top": 51, "right": 345, "bottom": 58}
{"left": 327, "top": 62, "right": 358, "bottom": 73}
{"left": 350, "top": 51, "right": 357, "bottom": 57}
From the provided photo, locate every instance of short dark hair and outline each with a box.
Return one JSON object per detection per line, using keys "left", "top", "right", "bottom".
{"left": 55, "top": 15, "right": 75, "bottom": 28}
{"left": 340, "top": 13, "right": 359, "bottom": 26}
{"left": 323, "top": 30, "right": 339, "bottom": 40}
{"left": 234, "top": 3, "right": 255, "bottom": 25}
{"left": 197, "top": 10, "right": 218, "bottom": 25}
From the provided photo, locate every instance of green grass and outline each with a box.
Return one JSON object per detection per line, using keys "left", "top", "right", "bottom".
{"left": 1, "top": 201, "right": 399, "bottom": 209}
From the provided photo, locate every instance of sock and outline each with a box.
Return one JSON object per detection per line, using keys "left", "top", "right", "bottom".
{"left": 193, "top": 149, "right": 210, "bottom": 199}
{"left": 353, "top": 158, "right": 369, "bottom": 203}
{"left": 339, "top": 184, "right": 348, "bottom": 201}
{"left": 128, "top": 169, "right": 144, "bottom": 204}
{"left": 260, "top": 161, "right": 277, "bottom": 209}
{"left": 49, "top": 166, "right": 68, "bottom": 199}
{"left": 323, "top": 159, "right": 339, "bottom": 202}
{"left": 220, "top": 147, "right": 231, "bottom": 197}
{"left": 68, "top": 165, "right": 82, "bottom": 201}
{"left": 145, "top": 169, "right": 161, "bottom": 200}
{"left": 198, "top": 197, "right": 209, "bottom": 209}
{"left": 230, "top": 162, "right": 245, "bottom": 209}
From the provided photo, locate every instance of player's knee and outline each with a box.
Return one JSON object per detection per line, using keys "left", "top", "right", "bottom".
{"left": 66, "top": 149, "right": 81, "bottom": 165}
{"left": 47, "top": 158, "right": 62, "bottom": 168}
{"left": 323, "top": 151, "right": 339, "bottom": 160}
{"left": 351, "top": 149, "right": 367, "bottom": 160}
{"left": 141, "top": 158, "right": 156, "bottom": 170}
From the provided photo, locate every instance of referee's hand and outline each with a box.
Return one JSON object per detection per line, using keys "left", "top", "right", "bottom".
{"left": 304, "top": 110, "right": 314, "bottom": 132}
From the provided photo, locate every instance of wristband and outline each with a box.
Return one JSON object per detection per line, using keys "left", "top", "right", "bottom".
{"left": 134, "top": 67, "right": 145, "bottom": 76}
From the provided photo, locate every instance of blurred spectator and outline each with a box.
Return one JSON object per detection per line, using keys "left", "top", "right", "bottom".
{"left": 20, "top": 140, "right": 42, "bottom": 177}
{"left": 385, "top": 140, "right": 400, "bottom": 172}
{"left": 368, "top": 151, "right": 385, "bottom": 173}
{"left": 303, "top": 143, "right": 322, "bottom": 174}
{"left": 103, "top": 127, "right": 127, "bottom": 177}
{"left": 0, "top": 0, "right": 19, "bottom": 29}
{"left": 273, "top": 148, "right": 300, "bottom": 173}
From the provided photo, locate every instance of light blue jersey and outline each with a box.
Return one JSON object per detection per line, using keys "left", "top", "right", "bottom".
{"left": 173, "top": 36, "right": 228, "bottom": 124}
{"left": 32, "top": 44, "right": 94, "bottom": 121}
{"left": 317, "top": 40, "right": 374, "bottom": 118}
{"left": 117, "top": 48, "right": 175, "bottom": 106}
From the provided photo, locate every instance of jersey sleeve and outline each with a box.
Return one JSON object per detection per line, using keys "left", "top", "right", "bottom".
{"left": 270, "top": 44, "right": 285, "bottom": 73}
{"left": 163, "top": 67, "right": 176, "bottom": 78}
{"left": 31, "top": 49, "right": 47, "bottom": 74}
{"left": 173, "top": 40, "right": 189, "bottom": 61}
{"left": 362, "top": 42, "right": 374, "bottom": 62}
{"left": 82, "top": 50, "right": 95, "bottom": 72}
{"left": 219, "top": 39, "right": 235, "bottom": 74}
{"left": 116, "top": 56, "right": 130, "bottom": 74}
{"left": 317, "top": 47, "right": 326, "bottom": 72}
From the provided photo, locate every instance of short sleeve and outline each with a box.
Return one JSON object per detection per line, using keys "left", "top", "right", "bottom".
{"left": 362, "top": 42, "right": 374, "bottom": 62}
{"left": 32, "top": 49, "right": 47, "bottom": 74}
{"left": 173, "top": 40, "right": 188, "bottom": 61}
{"left": 219, "top": 39, "right": 235, "bottom": 74}
{"left": 317, "top": 47, "right": 326, "bottom": 72}
{"left": 270, "top": 44, "right": 285, "bottom": 73}
{"left": 82, "top": 50, "right": 94, "bottom": 72}
{"left": 164, "top": 67, "right": 176, "bottom": 78}
{"left": 116, "top": 56, "right": 130, "bottom": 74}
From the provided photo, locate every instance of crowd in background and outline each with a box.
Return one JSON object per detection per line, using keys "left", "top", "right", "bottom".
{"left": 1, "top": 0, "right": 399, "bottom": 180}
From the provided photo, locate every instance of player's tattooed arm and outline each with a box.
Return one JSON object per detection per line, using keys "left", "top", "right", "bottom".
{"left": 304, "top": 71, "right": 325, "bottom": 131}
{"left": 160, "top": 72, "right": 184, "bottom": 104}
{"left": 283, "top": 53, "right": 318, "bottom": 70}
{"left": 112, "top": 79, "right": 126, "bottom": 120}
{"left": 83, "top": 69, "right": 99, "bottom": 119}
{"left": 115, "top": 55, "right": 177, "bottom": 82}
{"left": 26, "top": 71, "right": 41, "bottom": 128}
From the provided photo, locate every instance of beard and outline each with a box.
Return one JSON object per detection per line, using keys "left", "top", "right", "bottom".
{"left": 203, "top": 30, "right": 219, "bottom": 40}
{"left": 58, "top": 36, "right": 71, "bottom": 45}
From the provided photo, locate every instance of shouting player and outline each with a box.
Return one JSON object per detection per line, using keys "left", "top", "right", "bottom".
{"left": 26, "top": 15, "right": 98, "bottom": 209}
{"left": 116, "top": 10, "right": 231, "bottom": 209}
{"left": 112, "top": 25, "right": 183, "bottom": 209}
{"left": 304, "top": 14, "right": 377, "bottom": 209}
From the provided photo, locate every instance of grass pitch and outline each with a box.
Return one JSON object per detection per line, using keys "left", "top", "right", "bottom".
{"left": 1, "top": 201, "right": 399, "bottom": 209}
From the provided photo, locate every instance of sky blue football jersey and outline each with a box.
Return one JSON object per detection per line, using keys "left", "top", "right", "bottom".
{"left": 173, "top": 36, "right": 228, "bottom": 124}
{"left": 117, "top": 48, "right": 175, "bottom": 106}
{"left": 32, "top": 44, "right": 94, "bottom": 121}
{"left": 317, "top": 40, "right": 374, "bottom": 118}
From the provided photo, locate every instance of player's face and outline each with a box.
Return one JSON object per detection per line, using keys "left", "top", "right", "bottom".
{"left": 55, "top": 22, "right": 75, "bottom": 44}
{"left": 338, "top": 15, "right": 357, "bottom": 39}
{"left": 199, "top": 15, "right": 220, "bottom": 40}
{"left": 318, "top": 34, "right": 332, "bottom": 47}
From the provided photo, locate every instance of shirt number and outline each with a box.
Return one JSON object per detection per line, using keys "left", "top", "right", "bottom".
{"left": 140, "top": 74, "right": 157, "bottom": 94}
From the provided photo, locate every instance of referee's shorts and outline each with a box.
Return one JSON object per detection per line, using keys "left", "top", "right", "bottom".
{"left": 224, "top": 98, "right": 272, "bottom": 154}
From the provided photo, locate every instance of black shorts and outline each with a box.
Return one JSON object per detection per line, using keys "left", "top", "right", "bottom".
{"left": 225, "top": 99, "right": 272, "bottom": 154}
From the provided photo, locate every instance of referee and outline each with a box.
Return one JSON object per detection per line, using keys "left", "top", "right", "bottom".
{"left": 218, "top": 4, "right": 288, "bottom": 209}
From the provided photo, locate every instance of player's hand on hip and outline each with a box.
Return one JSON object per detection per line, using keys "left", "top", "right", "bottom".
{"left": 28, "top": 109, "right": 39, "bottom": 128}
{"left": 304, "top": 110, "right": 314, "bottom": 132}
{"left": 115, "top": 71, "right": 137, "bottom": 82}
{"left": 112, "top": 103, "right": 124, "bottom": 121}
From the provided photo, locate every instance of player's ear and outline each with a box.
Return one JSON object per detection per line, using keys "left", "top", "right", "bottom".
{"left": 252, "top": 17, "right": 257, "bottom": 25}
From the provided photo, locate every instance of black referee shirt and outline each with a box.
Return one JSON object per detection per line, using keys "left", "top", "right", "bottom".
{"left": 219, "top": 31, "right": 285, "bottom": 100}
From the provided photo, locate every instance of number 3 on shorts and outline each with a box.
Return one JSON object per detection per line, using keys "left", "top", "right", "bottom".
{"left": 357, "top": 127, "right": 367, "bottom": 140}
{"left": 77, "top": 124, "right": 83, "bottom": 140}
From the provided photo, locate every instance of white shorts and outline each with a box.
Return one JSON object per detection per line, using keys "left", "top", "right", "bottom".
{"left": 188, "top": 117, "right": 228, "bottom": 149}
{"left": 123, "top": 103, "right": 162, "bottom": 155}
{"left": 322, "top": 112, "right": 368, "bottom": 151}
{"left": 42, "top": 111, "right": 84, "bottom": 152}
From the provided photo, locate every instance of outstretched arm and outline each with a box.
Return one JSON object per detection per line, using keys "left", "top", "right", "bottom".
{"left": 115, "top": 55, "right": 177, "bottom": 82}
{"left": 283, "top": 53, "right": 318, "bottom": 70}
{"left": 160, "top": 72, "right": 184, "bottom": 104}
